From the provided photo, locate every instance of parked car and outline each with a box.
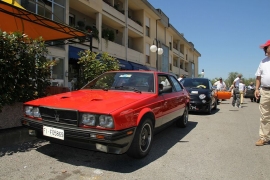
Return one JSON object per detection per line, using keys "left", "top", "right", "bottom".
{"left": 180, "top": 77, "right": 217, "bottom": 114}
{"left": 21, "top": 71, "right": 190, "bottom": 159}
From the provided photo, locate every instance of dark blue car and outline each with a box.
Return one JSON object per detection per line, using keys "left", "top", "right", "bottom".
{"left": 180, "top": 78, "right": 218, "bottom": 114}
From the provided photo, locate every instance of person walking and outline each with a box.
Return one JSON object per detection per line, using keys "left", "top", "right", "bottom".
{"left": 232, "top": 74, "right": 242, "bottom": 108}
{"left": 239, "top": 80, "right": 246, "bottom": 105}
{"left": 255, "top": 40, "right": 270, "bottom": 146}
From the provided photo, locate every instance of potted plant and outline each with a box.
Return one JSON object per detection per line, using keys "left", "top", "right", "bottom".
{"left": 77, "top": 20, "right": 85, "bottom": 28}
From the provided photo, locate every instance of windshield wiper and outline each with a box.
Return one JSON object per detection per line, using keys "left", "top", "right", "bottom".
{"left": 132, "top": 88, "right": 141, "bottom": 93}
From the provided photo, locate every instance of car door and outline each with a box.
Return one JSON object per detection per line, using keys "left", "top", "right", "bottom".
{"left": 158, "top": 74, "right": 185, "bottom": 125}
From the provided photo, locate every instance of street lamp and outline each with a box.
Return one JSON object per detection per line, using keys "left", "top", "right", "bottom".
{"left": 201, "top": 69, "right": 204, "bottom": 78}
{"left": 150, "top": 39, "right": 163, "bottom": 70}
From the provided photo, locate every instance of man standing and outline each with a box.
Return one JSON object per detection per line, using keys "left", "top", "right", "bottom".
{"left": 255, "top": 40, "right": 270, "bottom": 146}
{"left": 232, "top": 74, "right": 242, "bottom": 108}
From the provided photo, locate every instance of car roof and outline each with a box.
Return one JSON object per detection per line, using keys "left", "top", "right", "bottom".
{"left": 107, "top": 70, "right": 174, "bottom": 76}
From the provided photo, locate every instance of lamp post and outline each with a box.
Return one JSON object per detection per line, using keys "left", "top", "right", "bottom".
{"left": 201, "top": 69, "right": 204, "bottom": 78}
{"left": 150, "top": 39, "right": 163, "bottom": 70}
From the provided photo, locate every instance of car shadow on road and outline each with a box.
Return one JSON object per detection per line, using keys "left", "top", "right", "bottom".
{"left": 2, "top": 121, "right": 198, "bottom": 173}
{"left": 0, "top": 139, "right": 47, "bottom": 157}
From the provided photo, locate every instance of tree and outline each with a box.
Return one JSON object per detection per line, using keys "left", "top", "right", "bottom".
{"left": 77, "top": 50, "right": 120, "bottom": 88}
{"left": 0, "top": 31, "right": 55, "bottom": 111}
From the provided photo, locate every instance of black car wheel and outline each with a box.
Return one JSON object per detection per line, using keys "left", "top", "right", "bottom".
{"left": 127, "top": 118, "right": 153, "bottom": 159}
{"left": 213, "top": 99, "right": 217, "bottom": 110}
{"left": 176, "top": 107, "right": 188, "bottom": 128}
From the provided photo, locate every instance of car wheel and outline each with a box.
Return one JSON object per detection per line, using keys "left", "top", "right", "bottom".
{"left": 176, "top": 107, "right": 188, "bottom": 128}
{"left": 127, "top": 118, "right": 153, "bottom": 159}
{"left": 207, "top": 101, "right": 212, "bottom": 114}
{"left": 213, "top": 99, "right": 217, "bottom": 110}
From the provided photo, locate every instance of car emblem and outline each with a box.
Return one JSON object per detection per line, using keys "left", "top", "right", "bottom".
{"left": 54, "top": 110, "right": 60, "bottom": 122}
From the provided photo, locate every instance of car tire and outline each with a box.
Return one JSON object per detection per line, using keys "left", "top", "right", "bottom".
{"left": 213, "top": 99, "right": 217, "bottom": 110}
{"left": 176, "top": 107, "right": 188, "bottom": 128}
{"left": 207, "top": 101, "right": 212, "bottom": 114}
{"left": 127, "top": 118, "right": 153, "bottom": 159}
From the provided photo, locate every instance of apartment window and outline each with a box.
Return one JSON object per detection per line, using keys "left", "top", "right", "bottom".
{"left": 22, "top": 0, "right": 66, "bottom": 23}
{"left": 169, "top": 42, "right": 172, "bottom": 50}
{"left": 145, "top": 55, "right": 150, "bottom": 64}
{"left": 69, "top": 14, "right": 75, "bottom": 27}
{"left": 186, "top": 54, "right": 188, "bottom": 60}
{"left": 145, "top": 17, "right": 150, "bottom": 37}
{"left": 145, "top": 43, "right": 150, "bottom": 64}
{"left": 169, "top": 63, "right": 172, "bottom": 71}
{"left": 173, "top": 59, "right": 177, "bottom": 66}
{"left": 146, "top": 26, "right": 150, "bottom": 37}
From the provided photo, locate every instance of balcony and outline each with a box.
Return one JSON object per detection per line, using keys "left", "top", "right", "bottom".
{"left": 100, "top": 38, "right": 144, "bottom": 63}
{"left": 173, "top": 48, "right": 184, "bottom": 59}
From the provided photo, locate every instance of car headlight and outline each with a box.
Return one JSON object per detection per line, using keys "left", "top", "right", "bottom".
{"left": 99, "top": 115, "right": 114, "bottom": 128}
{"left": 82, "top": 114, "right": 96, "bottom": 126}
{"left": 199, "top": 94, "right": 206, "bottom": 99}
{"left": 24, "top": 106, "right": 41, "bottom": 118}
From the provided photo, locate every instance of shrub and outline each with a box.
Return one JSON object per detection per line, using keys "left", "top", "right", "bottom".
{"left": 77, "top": 50, "right": 120, "bottom": 88}
{"left": 0, "top": 31, "right": 55, "bottom": 111}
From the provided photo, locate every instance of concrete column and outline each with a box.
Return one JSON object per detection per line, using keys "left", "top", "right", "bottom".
{"left": 96, "top": 12, "right": 102, "bottom": 51}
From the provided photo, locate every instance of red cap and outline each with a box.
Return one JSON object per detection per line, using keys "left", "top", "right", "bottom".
{"left": 260, "top": 40, "right": 270, "bottom": 49}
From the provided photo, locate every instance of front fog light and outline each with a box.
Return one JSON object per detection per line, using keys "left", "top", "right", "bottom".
{"left": 99, "top": 115, "right": 114, "bottom": 128}
{"left": 82, "top": 114, "right": 96, "bottom": 126}
{"left": 199, "top": 94, "right": 206, "bottom": 99}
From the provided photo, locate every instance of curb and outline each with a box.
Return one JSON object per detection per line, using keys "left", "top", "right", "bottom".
{"left": 0, "top": 126, "right": 36, "bottom": 147}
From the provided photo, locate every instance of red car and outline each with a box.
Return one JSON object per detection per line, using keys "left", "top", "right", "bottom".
{"left": 21, "top": 71, "right": 190, "bottom": 158}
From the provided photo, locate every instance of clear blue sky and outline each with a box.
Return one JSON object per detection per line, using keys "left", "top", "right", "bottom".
{"left": 147, "top": 0, "right": 269, "bottom": 80}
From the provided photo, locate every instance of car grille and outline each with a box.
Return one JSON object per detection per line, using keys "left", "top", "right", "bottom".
{"left": 39, "top": 106, "right": 79, "bottom": 126}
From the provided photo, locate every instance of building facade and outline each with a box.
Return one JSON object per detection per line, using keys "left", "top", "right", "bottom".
{"left": 19, "top": 0, "right": 201, "bottom": 89}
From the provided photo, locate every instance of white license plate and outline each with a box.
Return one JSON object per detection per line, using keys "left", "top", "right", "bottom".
{"left": 43, "top": 126, "right": 64, "bottom": 140}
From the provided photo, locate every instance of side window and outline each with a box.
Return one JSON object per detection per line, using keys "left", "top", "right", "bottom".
{"left": 209, "top": 80, "right": 212, "bottom": 89}
{"left": 158, "top": 75, "right": 174, "bottom": 93}
{"left": 169, "top": 76, "right": 183, "bottom": 92}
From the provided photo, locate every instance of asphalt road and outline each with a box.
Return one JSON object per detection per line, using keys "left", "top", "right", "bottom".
{"left": 0, "top": 99, "right": 269, "bottom": 180}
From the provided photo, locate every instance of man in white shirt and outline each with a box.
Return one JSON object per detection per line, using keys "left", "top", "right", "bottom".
{"left": 254, "top": 40, "right": 270, "bottom": 146}
{"left": 232, "top": 74, "right": 242, "bottom": 108}
{"left": 178, "top": 74, "right": 184, "bottom": 82}
{"left": 213, "top": 77, "right": 226, "bottom": 91}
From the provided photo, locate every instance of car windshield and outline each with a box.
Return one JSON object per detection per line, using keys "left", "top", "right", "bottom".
{"left": 181, "top": 78, "right": 209, "bottom": 89}
{"left": 82, "top": 71, "right": 155, "bottom": 93}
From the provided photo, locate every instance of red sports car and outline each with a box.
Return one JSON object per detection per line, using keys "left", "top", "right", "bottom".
{"left": 21, "top": 71, "right": 190, "bottom": 158}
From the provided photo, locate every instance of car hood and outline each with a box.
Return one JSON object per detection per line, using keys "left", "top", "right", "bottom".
{"left": 25, "top": 90, "right": 154, "bottom": 113}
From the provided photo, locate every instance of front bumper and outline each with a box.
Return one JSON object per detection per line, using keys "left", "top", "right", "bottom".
{"left": 21, "top": 117, "right": 136, "bottom": 154}
{"left": 189, "top": 101, "right": 210, "bottom": 112}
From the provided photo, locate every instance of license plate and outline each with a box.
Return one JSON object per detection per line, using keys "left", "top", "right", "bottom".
{"left": 43, "top": 126, "right": 64, "bottom": 140}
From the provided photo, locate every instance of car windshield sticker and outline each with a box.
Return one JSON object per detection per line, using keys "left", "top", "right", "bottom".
{"left": 119, "top": 74, "right": 132, "bottom": 77}
{"left": 191, "top": 91, "right": 198, "bottom": 94}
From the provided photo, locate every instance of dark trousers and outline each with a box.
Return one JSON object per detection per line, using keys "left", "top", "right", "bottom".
{"left": 232, "top": 87, "right": 240, "bottom": 107}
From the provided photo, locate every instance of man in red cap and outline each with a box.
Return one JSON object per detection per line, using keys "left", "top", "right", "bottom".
{"left": 254, "top": 40, "right": 270, "bottom": 146}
